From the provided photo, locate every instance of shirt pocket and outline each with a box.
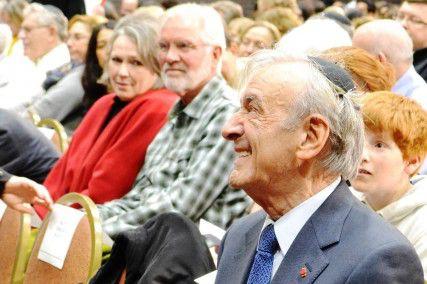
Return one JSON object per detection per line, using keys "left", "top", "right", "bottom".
{"left": 155, "top": 149, "right": 193, "bottom": 185}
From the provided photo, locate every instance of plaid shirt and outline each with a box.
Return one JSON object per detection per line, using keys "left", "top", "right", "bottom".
{"left": 99, "top": 76, "right": 251, "bottom": 238}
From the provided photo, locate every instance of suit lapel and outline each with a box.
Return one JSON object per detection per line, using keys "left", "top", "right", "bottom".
{"left": 272, "top": 181, "right": 355, "bottom": 283}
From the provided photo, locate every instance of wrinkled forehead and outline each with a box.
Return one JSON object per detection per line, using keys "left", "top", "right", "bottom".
{"left": 242, "top": 61, "right": 310, "bottom": 93}
{"left": 240, "top": 62, "right": 310, "bottom": 105}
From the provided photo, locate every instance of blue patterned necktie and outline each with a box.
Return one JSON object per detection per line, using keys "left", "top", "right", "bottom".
{"left": 247, "top": 224, "right": 279, "bottom": 284}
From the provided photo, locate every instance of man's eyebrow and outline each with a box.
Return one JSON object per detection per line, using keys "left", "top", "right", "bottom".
{"left": 242, "top": 93, "right": 263, "bottom": 108}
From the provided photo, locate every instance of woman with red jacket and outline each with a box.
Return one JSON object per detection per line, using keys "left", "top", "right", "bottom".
{"left": 36, "top": 19, "right": 178, "bottom": 217}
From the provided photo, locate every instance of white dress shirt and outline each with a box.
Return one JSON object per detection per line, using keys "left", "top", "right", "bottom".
{"left": 35, "top": 43, "right": 70, "bottom": 78}
{"left": 392, "top": 66, "right": 427, "bottom": 110}
{"left": 260, "top": 177, "right": 341, "bottom": 277}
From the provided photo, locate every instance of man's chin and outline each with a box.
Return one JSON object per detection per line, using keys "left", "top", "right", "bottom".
{"left": 228, "top": 170, "right": 250, "bottom": 189}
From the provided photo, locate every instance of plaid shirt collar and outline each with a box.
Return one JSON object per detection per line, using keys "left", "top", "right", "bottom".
{"left": 169, "top": 75, "right": 224, "bottom": 121}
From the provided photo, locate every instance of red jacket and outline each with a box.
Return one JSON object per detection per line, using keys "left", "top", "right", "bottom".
{"left": 36, "top": 89, "right": 178, "bottom": 217}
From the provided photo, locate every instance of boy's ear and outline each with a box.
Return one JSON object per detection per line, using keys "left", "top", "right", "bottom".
{"left": 404, "top": 155, "right": 422, "bottom": 176}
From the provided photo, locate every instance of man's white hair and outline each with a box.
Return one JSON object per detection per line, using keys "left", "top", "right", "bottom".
{"left": 352, "top": 19, "right": 413, "bottom": 67}
{"left": 276, "top": 19, "right": 351, "bottom": 56}
{"left": 239, "top": 49, "right": 364, "bottom": 180}
{"left": 163, "top": 3, "right": 226, "bottom": 52}
{"left": 23, "top": 3, "right": 68, "bottom": 42}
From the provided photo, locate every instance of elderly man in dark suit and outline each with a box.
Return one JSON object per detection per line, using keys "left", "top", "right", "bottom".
{"left": 215, "top": 50, "right": 424, "bottom": 283}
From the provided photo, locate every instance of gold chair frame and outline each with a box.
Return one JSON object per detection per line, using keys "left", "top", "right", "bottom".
{"left": 55, "top": 193, "right": 103, "bottom": 281}
{"left": 8, "top": 211, "right": 31, "bottom": 284}
{"left": 22, "top": 193, "right": 102, "bottom": 283}
{"left": 36, "top": 118, "right": 69, "bottom": 154}
{"left": 26, "top": 107, "right": 41, "bottom": 126}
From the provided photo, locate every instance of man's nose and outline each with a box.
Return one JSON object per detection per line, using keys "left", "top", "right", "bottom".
{"left": 222, "top": 113, "right": 243, "bottom": 141}
{"left": 165, "top": 45, "right": 180, "bottom": 63}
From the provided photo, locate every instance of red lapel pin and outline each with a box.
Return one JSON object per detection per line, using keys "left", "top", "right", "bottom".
{"left": 299, "top": 267, "right": 308, "bottom": 278}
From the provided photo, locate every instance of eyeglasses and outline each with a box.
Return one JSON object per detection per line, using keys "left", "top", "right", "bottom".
{"left": 396, "top": 13, "right": 427, "bottom": 26}
{"left": 158, "top": 40, "right": 210, "bottom": 54}
{"left": 240, "top": 38, "right": 270, "bottom": 50}
{"left": 20, "top": 25, "right": 48, "bottom": 34}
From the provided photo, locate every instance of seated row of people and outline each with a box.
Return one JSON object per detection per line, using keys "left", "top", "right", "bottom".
{"left": 0, "top": 1, "right": 426, "bottom": 282}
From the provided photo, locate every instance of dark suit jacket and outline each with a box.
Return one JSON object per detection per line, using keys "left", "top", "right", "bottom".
{"left": 414, "top": 48, "right": 427, "bottom": 83}
{"left": 0, "top": 109, "right": 59, "bottom": 183}
{"left": 90, "top": 212, "right": 215, "bottom": 284}
{"left": 216, "top": 181, "right": 424, "bottom": 283}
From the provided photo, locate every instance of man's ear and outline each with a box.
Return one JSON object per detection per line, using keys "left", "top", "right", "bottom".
{"left": 404, "top": 155, "right": 422, "bottom": 176}
{"left": 295, "top": 114, "right": 330, "bottom": 161}
{"left": 378, "top": 52, "right": 388, "bottom": 63}
{"left": 47, "top": 25, "right": 57, "bottom": 40}
{"left": 212, "top": 46, "right": 222, "bottom": 63}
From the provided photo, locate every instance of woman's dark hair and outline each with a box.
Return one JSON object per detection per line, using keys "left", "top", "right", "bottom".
{"left": 81, "top": 20, "right": 116, "bottom": 111}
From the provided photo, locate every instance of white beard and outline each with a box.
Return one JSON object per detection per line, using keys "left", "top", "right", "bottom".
{"left": 160, "top": 61, "right": 212, "bottom": 96}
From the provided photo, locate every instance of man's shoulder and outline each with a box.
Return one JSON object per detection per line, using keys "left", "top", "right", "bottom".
{"left": 324, "top": 184, "right": 413, "bottom": 247}
{"left": 0, "top": 109, "right": 33, "bottom": 132}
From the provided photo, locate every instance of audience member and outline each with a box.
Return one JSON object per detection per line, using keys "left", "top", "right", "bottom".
{"left": 352, "top": 19, "right": 427, "bottom": 108}
{"left": 42, "top": 14, "right": 106, "bottom": 90}
{"left": 398, "top": 0, "right": 427, "bottom": 82}
{"left": 321, "top": 46, "right": 396, "bottom": 92}
{"left": 277, "top": 18, "right": 351, "bottom": 55}
{"left": 352, "top": 91, "right": 427, "bottom": 279}
{"left": 256, "top": 0, "right": 301, "bottom": 18}
{"left": 36, "top": 20, "right": 178, "bottom": 217}
{"left": 0, "top": 0, "right": 27, "bottom": 56}
{"left": 0, "top": 109, "right": 59, "bottom": 183}
{"left": 92, "top": 1, "right": 120, "bottom": 21}
{"left": 79, "top": 21, "right": 116, "bottom": 125}
{"left": 120, "top": 0, "right": 139, "bottom": 16}
{"left": 255, "top": 7, "right": 302, "bottom": 35}
{"left": 0, "top": 167, "right": 52, "bottom": 214}
{"left": 20, "top": 3, "right": 70, "bottom": 79}
{"left": 315, "top": 10, "right": 353, "bottom": 36}
{"left": 28, "top": 15, "right": 108, "bottom": 133}
{"left": 216, "top": 49, "right": 424, "bottom": 283}
{"left": 98, "top": 3, "right": 250, "bottom": 239}
{"left": 227, "top": 17, "right": 254, "bottom": 55}
{"left": 239, "top": 21, "right": 281, "bottom": 57}
{"left": 133, "top": 5, "right": 164, "bottom": 19}
{"left": 211, "top": 0, "right": 243, "bottom": 24}
{"left": 376, "top": 1, "right": 399, "bottom": 19}
{"left": 299, "top": 0, "right": 325, "bottom": 20}
{"left": 0, "top": 23, "right": 43, "bottom": 109}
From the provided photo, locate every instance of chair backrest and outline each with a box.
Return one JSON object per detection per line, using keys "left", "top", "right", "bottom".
{"left": 36, "top": 118, "right": 69, "bottom": 153}
{"left": 0, "top": 205, "right": 32, "bottom": 284}
{"left": 23, "top": 193, "right": 102, "bottom": 284}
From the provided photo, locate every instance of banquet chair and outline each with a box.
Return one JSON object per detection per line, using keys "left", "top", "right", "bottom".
{"left": 0, "top": 203, "right": 32, "bottom": 284}
{"left": 23, "top": 193, "right": 102, "bottom": 283}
